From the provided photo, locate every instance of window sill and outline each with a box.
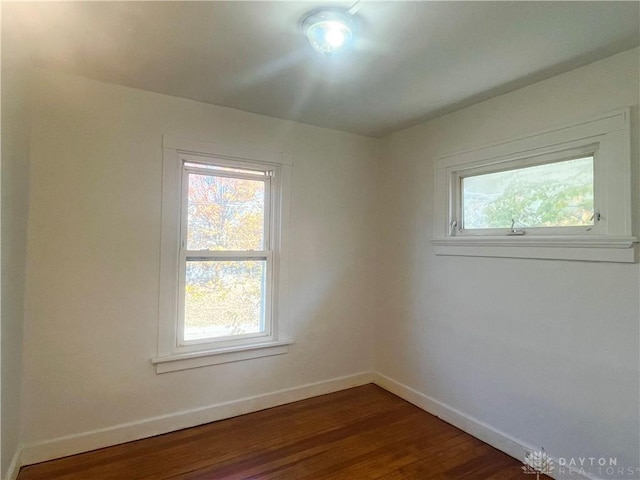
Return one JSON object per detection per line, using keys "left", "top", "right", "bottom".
{"left": 151, "top": 340, "right": 292, "bottom": 374}
{"left": 432, "top": 236, "right": 638, "bottom": 263}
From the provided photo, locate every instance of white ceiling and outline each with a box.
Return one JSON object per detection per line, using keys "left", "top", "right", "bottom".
{"left": 6, "top": 1, "right": 639, "bottom": 137}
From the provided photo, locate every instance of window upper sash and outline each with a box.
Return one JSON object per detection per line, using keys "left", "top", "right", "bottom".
{"left": 180, "top": 161, "right": 272, "bottom": 252}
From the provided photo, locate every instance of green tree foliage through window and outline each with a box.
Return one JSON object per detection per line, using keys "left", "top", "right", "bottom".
{"left": 462, "top": 157, "right": 594, "bottom": 229}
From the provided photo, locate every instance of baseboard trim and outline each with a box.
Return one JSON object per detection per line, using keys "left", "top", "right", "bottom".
{"left": 372, "top": 373, "right": 597, "bottom": 480}
{"left": 16, "top": 371, "right": 600, "bottom": 480}
{"left": 21, "top": 371, "right": 373, "bottom": 466}
{"left": 4, "top": 446, "right": 23, "bottom": 480}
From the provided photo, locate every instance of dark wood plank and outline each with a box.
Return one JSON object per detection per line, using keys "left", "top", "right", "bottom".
{"left": 17, "top": 384, "right": 548, "bottom": 480}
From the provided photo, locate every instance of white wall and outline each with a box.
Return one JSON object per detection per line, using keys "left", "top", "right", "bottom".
{"left": 20, "top": 68, "right": 377, "bottom": 456}
{"left": 1, "top": 9, "right": 31, "bottom": 479}
{"left": 10, "top": 34, "right": 640, "bottom": 480}
{"left": 376, "top": 47, "right": 640, "bottom": 475}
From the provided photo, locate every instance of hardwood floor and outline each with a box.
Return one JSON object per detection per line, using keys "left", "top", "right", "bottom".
{"left": 18, "top": 384, "right": 544, "bottom": 480}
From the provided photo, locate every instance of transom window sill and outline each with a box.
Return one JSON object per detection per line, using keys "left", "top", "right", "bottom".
{"left": 152, "top": 339, "right": 292, "bottom": 374}
{"left": 432, "top": 236, "right": 638, "bottom": 263}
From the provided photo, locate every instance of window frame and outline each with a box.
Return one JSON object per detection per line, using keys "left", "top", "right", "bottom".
{"left": 178, "top": 158, "right": 273, "bottom": 350}
{"left": 456, "top": 146, "right": 599, "bottom": 236}
{"left": 153, "top": 136, "right": 293, "bottom": 373}
{"left": 433, "top": 108, "right": 637, "bottom": 262}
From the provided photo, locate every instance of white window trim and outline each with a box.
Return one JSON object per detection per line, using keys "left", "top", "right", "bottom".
{"left": 153, "top": 135, "right": 293, "bottom": 373}
{"left": 433, "top": 108, "right": 637, "bottom": 262}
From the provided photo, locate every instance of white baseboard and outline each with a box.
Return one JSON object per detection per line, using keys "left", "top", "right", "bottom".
{"left": 372, "top": 372, "right": 596, "bottom": 480}
{"left": 4, "top": 446, "right": 23, "bottom": 480}
{"left": 15, "top": 371, "right": 599, "bottom": 480}
{"left": 21, "top": 371, "right": 373, "bottom": 467}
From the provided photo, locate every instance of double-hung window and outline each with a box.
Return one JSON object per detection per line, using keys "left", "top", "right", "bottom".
{"left": 155, "top": 136, "right": 292, "bottom": 373}
{"left": 180, "top": 158, "right": 272, "bottom": 345}
{"left": 433, "top": 109, "right": 636, "bottom": 262}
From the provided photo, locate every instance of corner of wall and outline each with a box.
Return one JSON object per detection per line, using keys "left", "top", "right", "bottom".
{"left": 1, "top": 4, "right": 33, "bottom": 478}
{"left": 3, "top": 446, "right": 23, "bottom": 480}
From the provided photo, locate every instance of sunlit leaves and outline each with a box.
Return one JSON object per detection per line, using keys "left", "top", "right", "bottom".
{"left": 184, "top": 171, "right": 267, "bottom": 341}
{"left": 184, "top": 261, "right": 264, "bottom": 340}
{"left": 187, "top": 173, "right": 265, "bottom": 250}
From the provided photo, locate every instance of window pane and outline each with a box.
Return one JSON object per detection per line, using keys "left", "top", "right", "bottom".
{"left": 187, "top": 173, "right": 265, "bottom": 250}
{"left": 184, "top": 260, "right": 266, "bottom": 342}
{"left": 462, "top": 157, "right": 594, "bottom": 229}
{"left": 184, "top": 161, "right": 268, "bottom": 176}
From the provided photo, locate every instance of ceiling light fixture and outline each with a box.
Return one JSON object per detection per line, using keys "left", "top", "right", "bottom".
{"left": 302, "top": 8, "right": 356, "bottom": 55}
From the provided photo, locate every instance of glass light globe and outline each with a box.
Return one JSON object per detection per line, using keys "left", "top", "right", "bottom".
{"left": 303, "top": 10, "right": 354, "bottom": 55}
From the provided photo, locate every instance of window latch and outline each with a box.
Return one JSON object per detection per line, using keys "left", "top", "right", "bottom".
{"left": 507, "top": 219, "right": 525, "bottom": 236}
{"left": 590, "top": 212, "right": 601, "bottom": 222}
{"left": 450, "top": 220, "right": 458, "bottom": 236}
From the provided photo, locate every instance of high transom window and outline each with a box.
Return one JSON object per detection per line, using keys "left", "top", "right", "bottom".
{"left": 433, "top": 109, "right": 636, "bottom": 262}
{"left": 461, "top": 155, "right": 595, "bottom": 232}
